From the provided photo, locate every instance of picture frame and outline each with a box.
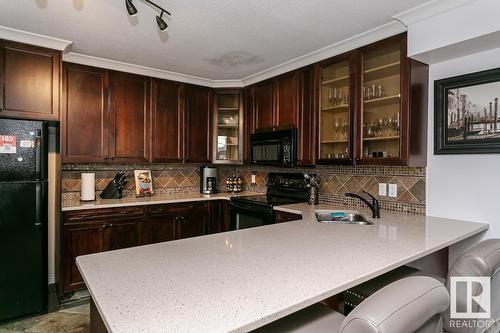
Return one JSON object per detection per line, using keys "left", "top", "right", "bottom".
{"left": 134, "top": 170, "right": 154, "bottom": 197}
{"left": 435, "top": 67, "right": 500, "bottom": 154}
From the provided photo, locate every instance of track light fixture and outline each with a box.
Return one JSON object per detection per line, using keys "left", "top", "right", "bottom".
{"left": 125, "top": 0, "right": 137, "bottom": 16}
{"left": 125, "top": 0, "right": 171, "bottom": 31}
{"left": 156, "top": 11, "right": 168, "bottom": 31}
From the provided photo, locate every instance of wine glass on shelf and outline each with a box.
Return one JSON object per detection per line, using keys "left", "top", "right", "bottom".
{"left": 335, "top": 119, "right": 340, "bottom": 140}
{"left": 377, "top": 118, "right": 384, "bottom": 137}
{"left": 382, "top": 117, "right": 390, "bottom": 137}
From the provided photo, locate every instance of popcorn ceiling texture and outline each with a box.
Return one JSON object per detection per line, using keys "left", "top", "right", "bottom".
{"left": 61, "top": 164, "right": 426, "bottom": 214}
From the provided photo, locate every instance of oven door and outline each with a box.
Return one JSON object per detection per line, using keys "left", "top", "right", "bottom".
{"left": 229, "top": 201, "right": 275, "bottom": 231}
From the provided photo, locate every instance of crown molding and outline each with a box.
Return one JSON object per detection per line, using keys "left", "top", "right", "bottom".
{"left": 63, "top": 52, "right": 228, "bottom": 87}
{"left": 392, "top": 0, "right": 478, "bottom": 26}
{"left": 0, "top": 25, "right": 72, "bottom": 52}
{"left": 241, "top": 21, "right": 405, "bottom": 86}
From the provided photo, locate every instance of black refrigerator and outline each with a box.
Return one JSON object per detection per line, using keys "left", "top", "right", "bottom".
{"left": 0, "top": 118, "right": 48, "bottom": 321}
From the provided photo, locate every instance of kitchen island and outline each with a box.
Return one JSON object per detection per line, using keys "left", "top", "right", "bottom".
{"left": 77, "top": 203, "right": 489, "bottom": 333}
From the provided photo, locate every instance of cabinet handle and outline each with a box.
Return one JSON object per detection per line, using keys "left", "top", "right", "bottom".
{"left": 102, "top": 224, "right": 107, "bottom": 228}
{"left": 110, "top": 156, "right": 115, "bottom": 160}
{"left": 104, "top": 156, "right": 109, "bottom": 160}
{"left": 108, "top": 223, "right": 113, "bottom": 228}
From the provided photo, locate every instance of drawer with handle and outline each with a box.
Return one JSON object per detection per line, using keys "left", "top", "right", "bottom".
{"left": 64, "top": 206, "right": 145, "bottom": 223}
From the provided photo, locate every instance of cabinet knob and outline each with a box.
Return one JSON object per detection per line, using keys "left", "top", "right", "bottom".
{"left": 104, "top": 156, "right": 108, "bottom": 160}
{"left": 108, "top": 223, "right": 113, "bottom": 228}
{"left": 102, "top": 224, "right": 107, "bottom": 228}
{"left": 110, "top": 156, "right": 115, "bottom": 160}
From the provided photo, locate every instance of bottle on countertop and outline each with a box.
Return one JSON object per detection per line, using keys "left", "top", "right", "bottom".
{"left": 306, "top": 174, "right": 319, "bottom": 205}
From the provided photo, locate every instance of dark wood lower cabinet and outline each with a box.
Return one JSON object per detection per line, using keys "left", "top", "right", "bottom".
{"left": 106, "top": 218, "right": 142, "bottom": 251}
{"left": 275, "top": 210, "right": 302, "bottom": 223}
{"left": 209, "top": 200, "right": 230, "bottom": 234}
{"left": 176, "top": 202, "right": 209, "bottom": 239}
{"left": 62, "top": 201, "right": 223, "bottom": 293}
{"left": 143, "top": 206, "right": 178, "bottom": 244}
{"left": 62, "top": 220, "right": 109, "bottom": 292}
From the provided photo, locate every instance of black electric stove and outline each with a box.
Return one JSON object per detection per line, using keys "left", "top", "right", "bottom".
{"left": 229, "top": 173, "right": 311, "bottom": 230}
{"left": 232, "top": 195, "right": 302, "bottom": 207}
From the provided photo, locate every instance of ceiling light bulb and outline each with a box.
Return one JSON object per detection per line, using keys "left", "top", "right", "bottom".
{"left": 125, "top": 0, "right": 138, "bottom": 16}
{"left": 156, "top": 11, "right": 168, "bottom": 31}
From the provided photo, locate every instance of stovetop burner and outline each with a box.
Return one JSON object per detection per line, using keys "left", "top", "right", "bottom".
{"left": 232, "top": 194, "right": 305, "bottom": 207}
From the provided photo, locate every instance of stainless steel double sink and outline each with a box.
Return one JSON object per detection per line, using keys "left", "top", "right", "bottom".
{"left": 314, "top": 210, "right": 374, "bottom": 225}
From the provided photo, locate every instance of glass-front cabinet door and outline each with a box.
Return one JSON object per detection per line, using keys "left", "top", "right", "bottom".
{"left": 213, "top": 90, "right": 243, "bottom": 164}
{"left": 318, "top": 55, "right": 355, "bottom": 164}
{"left": 359, "top": 38, "right": 403, "bottom": 163}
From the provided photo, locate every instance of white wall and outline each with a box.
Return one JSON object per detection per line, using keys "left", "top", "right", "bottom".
{"left": 426, "top": 47, "right": 500, "bottom": 264}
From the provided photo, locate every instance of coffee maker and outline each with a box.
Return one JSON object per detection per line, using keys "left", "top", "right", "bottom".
{"left": 200, "top": 166, "right": 218, "bottom": 194}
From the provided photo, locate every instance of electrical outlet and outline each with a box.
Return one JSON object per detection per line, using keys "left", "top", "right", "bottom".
{"left": 388, "top": 184, "right": 398, "bottom": 198}
{"left": 251, "top": 174, "right": 256, "bottom": 184}
{"left": 378, "top": 183, "right": 387, "bottom": 196}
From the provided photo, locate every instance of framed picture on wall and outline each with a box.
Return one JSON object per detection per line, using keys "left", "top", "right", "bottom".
{"left": 435, "top": 67, "right": 500, "bottom": 154}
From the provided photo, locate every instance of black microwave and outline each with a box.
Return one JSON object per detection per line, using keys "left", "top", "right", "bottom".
{"left": 250, "top": 128, "right": 297, "bottom": 167}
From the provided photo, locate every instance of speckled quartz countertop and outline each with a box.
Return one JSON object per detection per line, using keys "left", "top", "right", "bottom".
{"left": 61, "top": 191, "right": 254, "bottom": 211}
{"left": 76, "top": 203, "right": 489, "bottom": 333}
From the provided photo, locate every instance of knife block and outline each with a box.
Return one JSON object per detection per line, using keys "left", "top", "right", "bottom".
{"left": 100, "top": 181, "right": 123, "bottom": 199}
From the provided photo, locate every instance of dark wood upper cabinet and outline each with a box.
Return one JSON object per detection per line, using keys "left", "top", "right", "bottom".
{"left": 242, "top": 87, "right": 255, "bottom": 164}
{"left": 62, "top": 63, "right": 109, "bottom": 162}
{"left": 297, "top": 66, "right": 317, "bottom": 166}
{"left": 151, "top": 79, "right": 183, "bottom": 163}
{"left": 0, "top": 40, "right": 61, "bottom": 121}
{"left": 275, "top": 71, "right": 300, "bottom": 129}
{"left": 109, "top": 71, "right": 151, "bottom": 163}
{"left": 62, "top": 64, "right": 151, "bottom": 163}
{"left": 184, "top": 85, "right": 212, "bottom": 163}
{"left": 317, "top": 52, "right": 358, "bottom": 165}
{"left": 254, "top": 79, "right": 275, "bottom": 132}
{"left": 354, "top": 33, "right": 428, "bottom": 167}
{"left": 315, "top": 33, "right": 427, "bottom": 167}
{"left": 245, "top": 69, "right": 316, "bottom": 165}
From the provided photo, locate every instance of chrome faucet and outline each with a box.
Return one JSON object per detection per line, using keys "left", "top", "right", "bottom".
{"left": 345, "top": 191, "right": 380, "bottom": 219}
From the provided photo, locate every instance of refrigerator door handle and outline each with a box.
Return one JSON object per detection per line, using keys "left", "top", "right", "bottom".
{"left": 35, "top": 182, "right": 43, "bottom": 227}
{"left": 35, "top": 129, "right": 42, "bottom": 180}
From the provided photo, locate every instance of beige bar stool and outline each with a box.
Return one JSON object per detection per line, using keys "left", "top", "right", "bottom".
{"left": 254, "top": 276, "right": 449, "bottom": 333}
{"left": 443, "top": 238, "right": 500, "bottom": 333}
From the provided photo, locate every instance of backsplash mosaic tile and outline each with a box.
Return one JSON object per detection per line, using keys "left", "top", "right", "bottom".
{"left": 219, "top": 164, "right": 426, "bottom": 214}
{"left": 62, "top": 163, "right": 426, "bottom": 214}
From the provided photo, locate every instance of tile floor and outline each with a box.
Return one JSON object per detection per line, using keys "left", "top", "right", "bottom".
{"left": 0, "top": 303, "right": 90, "bottom": 333}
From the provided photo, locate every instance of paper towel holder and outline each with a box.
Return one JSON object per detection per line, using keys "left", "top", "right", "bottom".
{"left": 80, "top": 173, "right": 96, "bottom": 202}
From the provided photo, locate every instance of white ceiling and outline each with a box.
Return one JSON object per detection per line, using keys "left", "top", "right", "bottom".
{"left": 0, "top": 0, "right": 430, "bottom": 81}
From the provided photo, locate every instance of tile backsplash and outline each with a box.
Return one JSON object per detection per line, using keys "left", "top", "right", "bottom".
{"left": 62, "top": 163, "right": 426, "bottom": 214}
{"left": 219, "top": 165, "right": 426, "bottom": 214}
